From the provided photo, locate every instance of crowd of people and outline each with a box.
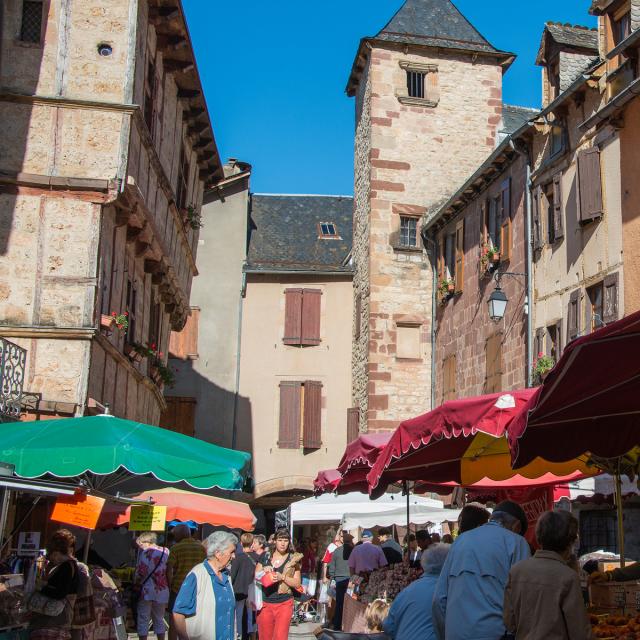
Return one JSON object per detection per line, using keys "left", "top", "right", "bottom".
{"left": 29, "top": 500, "right": 628, "bottom": 640}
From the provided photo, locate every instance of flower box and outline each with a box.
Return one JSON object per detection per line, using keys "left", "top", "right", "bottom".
{"left": 124, "top": 343, "right": 144, "bottom": 363}
{"left": 100, "top": 314, "right": 115, "bottom": 332}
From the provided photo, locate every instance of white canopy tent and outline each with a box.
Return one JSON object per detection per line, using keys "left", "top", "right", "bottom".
{"left": 288, "top": 491, "right": 444, "bottom": 526}
{"left": 340, "top": 505, "right": 462, "bottom": 531}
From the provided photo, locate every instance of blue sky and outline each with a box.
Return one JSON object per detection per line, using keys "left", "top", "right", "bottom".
{"left": 183, "top": 1, "right": 596, "bottom": 195}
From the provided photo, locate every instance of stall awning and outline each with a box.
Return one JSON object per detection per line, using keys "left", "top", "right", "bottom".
{"left": 340, "top": 505, "right": 461, "bottom": 531}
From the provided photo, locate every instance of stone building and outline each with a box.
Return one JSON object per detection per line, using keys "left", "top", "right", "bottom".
{"left": 531, "top": 22, "right": 623, "bottom": 360}
{"left": 238, "top": 195, "right": 354, "bottom": 521}
{"left": 0, "top": 0, "right": 222, "bottom": 423}
{"left": 347, "top": 0, "right": 515, "bottom": 432}
{"left": 424, "top": 109, "right": 534, "bottom": 403}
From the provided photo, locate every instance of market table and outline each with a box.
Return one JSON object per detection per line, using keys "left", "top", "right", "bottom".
{"left": 341, "top": 597, "right": 368, "bottom": 633}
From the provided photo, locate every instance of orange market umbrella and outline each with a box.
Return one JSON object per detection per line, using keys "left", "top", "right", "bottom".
{"left": 101, "top": 488, "right": 256, "bottom": 530}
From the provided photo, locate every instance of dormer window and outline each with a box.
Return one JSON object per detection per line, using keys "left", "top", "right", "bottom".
{"left": 319, "top": 222, "right": 339, "bottom": 238}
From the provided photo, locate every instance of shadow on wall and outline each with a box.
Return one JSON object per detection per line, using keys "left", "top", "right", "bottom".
{"left": 162, "top": 357, "right": 254, "bottom": 480}
{"left": 0, "top": 2, "right": 47, "bottom": 256}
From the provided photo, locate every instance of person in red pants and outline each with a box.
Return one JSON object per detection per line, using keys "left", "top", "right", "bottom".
{"left": 256, "top": 529, "right": 302, "bottom": 640}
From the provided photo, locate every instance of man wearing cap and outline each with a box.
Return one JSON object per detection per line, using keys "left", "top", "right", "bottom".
{"left": 432, "top": 501, "right": 530, "bottom": 640}
{"left": 348, "top": 530, "right": 388, "bottom": 576}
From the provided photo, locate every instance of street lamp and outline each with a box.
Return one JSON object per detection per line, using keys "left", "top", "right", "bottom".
{"left": 488, "top": 285, "right": 508, "bottom": 322}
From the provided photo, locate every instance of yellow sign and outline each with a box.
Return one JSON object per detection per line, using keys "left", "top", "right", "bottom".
{"left": 129, "top": 505, "right": 167, "bottom": 531}
{"left": 51, "top": 494, "right": 106, "bottom": 530}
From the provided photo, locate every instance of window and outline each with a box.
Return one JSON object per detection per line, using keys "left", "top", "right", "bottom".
{"left": 283, "top": 288, "right": 322, "bottom": 346}
{"left": 407, "top": 71, "right": 426, "bottom": 99}
{"left": 485, "top": 333, "right": 503, "bottom": 393}
{"left": 20, "top": 1, "right": 43, "bottom": 44}
{"left": 603, "top": 272, "right": 619, "bottom": 324}
{"left": 545, "top": 182, "right": 555, "bottom": 245}
{"left": 144, "top": 57, "right": 157, "bottom": 138}
{"left": 577, "top": 148, "right": 604, "bottom": 224}
{"left": 499, "top": 179, "right": 512, "bottom": 261}
{"left": 454, "top": 220, "right": 464, "bottom": 292}
{"left": 347, "top": 408, "right": 360, "bottom": 444}
{"left": 126, "top": 278, "right": 137, "bottom": 343}
{"left": 400, "top": 216, "right": 418, "bottom": 247}
{"left": 532, "top": 186, "right": 543, "bottom": 251}
{"left": 278, "top": 381, "right": 322, "bottom": 450}
{"left": 484, "top": 198, "right": 500, "bottom": 250}
{"left": 587, "top": 282, "right": 604, "bottom": 333}
{"left": 396, "top": 324, "right": 421, "bottom": 360}
{"left": 567, "top": 289, "right": 581, "bottom": 342}
{"left": 319, "top": 222, "right": 338, "bottom": 238}
{"left": 613, "top": 10, "right": 631, "bottom": 46}
{"left": 176, "top": 144, "right": 190, "bottom": 210}
{"left": 547, "top": 321, "right": 562, "bottom": 362}
{"left": 579, "top": 510, "right": 618, "bottom": 555}
{"left": 445, "top": 232, "right": 455, "bottom": 279}
{"left": 169, "top": 308, "right": 200, "bottom": 360}
{"left": 550, "top": 122, "right": 565, "bottom": 157}
{"left": 148, "top": 298, "right": 161, "bottom": 347}
{"left": 443, "top": 355, "right": 456, "bottom": 402}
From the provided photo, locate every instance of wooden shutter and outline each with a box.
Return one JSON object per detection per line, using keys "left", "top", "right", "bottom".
{"left": 160, "top": 397, "right": 196, "bottom": 437}
{"left": 443, "top": 355, "right": 456, "bottom": 402}
{"left": 567, "top": 289, "right": 581, "bottom": 343}
{"left": 500, "top": 178, "right": 512, "bottom": 261}
{"left": 437, "top": 237, "right": 444, "bottom": 279}
{"left": 347, "top": 407, "right": 360, "bottom": 444}
{"left": 577, "top": 147, "right": 604, "bottom": 223}
{"left": 555, "top": 319, "right": 563, "bottom": 359}
{"left": 553, "top": 172, "right": 564, "bottom": 240}
{"left": 482, "top": 200, "right": 489, "bottom": 244}
{"left": 278, "top": 381, "right": 301, "bottom": 448}
{"left": 535, "top": 328, "right": 545, "bottom": 358}
{"left": 454, "top": 220, "right": 464, "bottom": 292}
{"left": 301, "top": 289, "right": 322, "bottom": 346}
{"left": 283, "top": 288, "right": 303, "bottom": 345}
{"left": 355, "top": 293, "right": 362, "bottom": 340}
{"left": 603, "top": 272, "right": 619, "bottom": 324}
{"left": 485, "top": 333, "right": 503, "bottom": 393}
{"left": 302, "top": 381, "right": 322, "bottom": 449}
{"left": 532, "top": 186, "right": 542, "bottom": 250}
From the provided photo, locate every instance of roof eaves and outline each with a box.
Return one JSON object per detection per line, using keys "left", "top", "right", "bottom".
{"left": 579, "top": 76, "right": 640, "bottom": 131}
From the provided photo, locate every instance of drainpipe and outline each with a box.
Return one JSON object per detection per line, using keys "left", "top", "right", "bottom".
{"left": 421, "top": 229, "right": 438, "bottom": 408}
{"left": 509, "top": 139, "right": 534, "bottom": 386}
{"left": 231, "top": 270, "right": 246, "bottom": 451}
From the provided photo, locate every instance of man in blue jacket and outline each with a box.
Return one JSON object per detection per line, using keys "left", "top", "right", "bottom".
{"left": 432, "top": 501, "right": 530, "bottom": 640}
{"left": 383, "top": 543, "right": 451, "bottom": 640}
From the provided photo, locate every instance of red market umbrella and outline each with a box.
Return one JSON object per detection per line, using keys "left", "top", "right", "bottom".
{"left": 99, "top": 488, "right": 256, "bottom": 530}
{"left": 367, "top": 389, "right": 593, "bottom": 498}
{"left": 508, "top": 309, "right": 640, "bottom": 564}
{"left": 313, "top": 469, "right": 342, "bottom": 494}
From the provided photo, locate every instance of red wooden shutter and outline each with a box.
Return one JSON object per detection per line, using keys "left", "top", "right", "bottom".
{"left": 302, "top": 381, "right": 322, "bottom": 449}
{"left": 278, "top": 381, "right": 301, "bottom": 448}
{"left": 567, "top": 289, "right": 580, "bottom": 342}
{"left": 603, "top": 272, "right": 619, "bottom": 324}
{"left": 301, "top": 289, "right": 322, "bottom": 346}
{"left": 553, "top": 172, "right": 564, "bottom": 240}
{"left": 577, "top": 148, "right": 604, "bottom": 223}
{"left": 532, "top": 186, "right": 542, "bottom": 250}
{"left": 283, "top": 289, "right": 303, "bottom": 345}
{"left": 347, "top": 407, "right": 360, "bottom": 443}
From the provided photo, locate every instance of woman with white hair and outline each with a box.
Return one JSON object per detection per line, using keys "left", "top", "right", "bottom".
{"left": 383, "top": 543, "right": 451, "bottom": 640}
{"left": 172, "top": 531, "right": 237, "bottom": 640}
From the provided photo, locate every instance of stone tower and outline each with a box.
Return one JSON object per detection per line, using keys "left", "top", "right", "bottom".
{"left": 348, "top": 0, "right": 515, "bottom": 432}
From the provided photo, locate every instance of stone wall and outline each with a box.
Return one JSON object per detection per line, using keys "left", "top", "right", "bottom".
{"left": 352, "top": 43, "right": 505, "bottom": 430}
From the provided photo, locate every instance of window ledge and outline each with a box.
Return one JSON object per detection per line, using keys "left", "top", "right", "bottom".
{"left": 392, "top": 243, "right": 422, "bottom": 253}
{"left": 395, "top": 357, "right": 423, "bottom": 363}
{"left": 13, "top": 40, "right": 43, "bottom": 49}
{"left": 396, "top": 95, "right": 438, "bottom": 108}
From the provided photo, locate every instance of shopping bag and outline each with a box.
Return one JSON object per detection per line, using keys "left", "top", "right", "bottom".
{"left": 248, "top": 582, "right": 263, "bottom": 612}
{"left": 318, "top": 582, "right": 329, "bottom": 604}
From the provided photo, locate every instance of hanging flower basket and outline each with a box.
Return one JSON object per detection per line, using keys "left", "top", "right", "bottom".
{"left": 532, "top": 353, "right": 555, "bottom": 385}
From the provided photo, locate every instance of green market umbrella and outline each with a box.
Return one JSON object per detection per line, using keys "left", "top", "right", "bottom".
{"left": 0, "top": 415, "right": 251, "bottom": 491}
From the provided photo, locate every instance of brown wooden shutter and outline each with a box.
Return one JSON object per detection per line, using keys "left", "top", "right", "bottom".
{"left": 302, "top": 380, "right": 322, "bottom": 449}
{"left": 347, "top": 407, "right": 360, "bottom": 444}
{"left": 553, "top": 172, "right": 564, "bottom": 240}
{"left": 603, "top": 272, "right": 619, "bottom": 324}
{"left": 454, "top": 220, "right": 464, "bottom": 293}
{"left": 567, "top": 289, "right": 580, "bottom": 342}
{"left": 482, "top": 200, "right": 489, "bottom": 244}
{"left": 500, "top": 178, "right": 512, "bottom": 261}
{"left": 283, "top": 289, "right": 303, "bottom": 345}
{"left": 355, "top": 293, "right": 362, "bottom": 340}
{"left": 555, "top": 319, "right": 563, "bottom": 359}
{"left": 577, "top": 147, "right": 604, "bottom": 223}
{"left": 532, "top": 186, "right": 542, "bottom": 250}
{"left": 278, "top": 381, "right": 301, "bottom": 448}
{"left": 160, "top": 396, "right": 196, "bottom": 437}
{"left": 301, "top": 289, "right": 322, "bottom": 346}
{"left": 443, "top": 355, "right": 456, "bottom": 402}
{"left": 437, "top": 237, "right": 444, "bottom": 279}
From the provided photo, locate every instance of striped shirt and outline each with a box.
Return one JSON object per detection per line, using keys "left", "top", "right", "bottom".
{"left": 168, "top": 538, "right": 206, "bottom": 593}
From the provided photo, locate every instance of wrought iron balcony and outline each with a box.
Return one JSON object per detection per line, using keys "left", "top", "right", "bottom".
{"left": 0, "top": 338, "right": 26, "bottom": 421}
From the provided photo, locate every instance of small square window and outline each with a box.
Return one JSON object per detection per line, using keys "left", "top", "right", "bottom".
{"left": 400, "top": 216, "right": 418, "bottom": 247}
{"left": 407, "top": 71, "right": 426, "bottom": 99}
{"left": 319, "top": 222, "right": 338, "bottom": 238}
{"left": 20, "top": 1, "right": 43, "bottom": 44}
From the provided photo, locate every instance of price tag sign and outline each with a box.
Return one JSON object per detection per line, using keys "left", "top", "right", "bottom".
{"left": 129, "top": 505, "right": 167, "bottom": 531}
{"left": 51, "top": 494, "right": 106, "bottom": 530}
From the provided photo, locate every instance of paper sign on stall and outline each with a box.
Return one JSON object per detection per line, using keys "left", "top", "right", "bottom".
{"left": 129, "top": 505, "right": 167, "bottom": 531}
{"left": 51, "top": 494, "right": 106, "bottom": 530}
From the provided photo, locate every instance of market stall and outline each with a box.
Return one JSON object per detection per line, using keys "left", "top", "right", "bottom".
{"left": 340, "top": 505, "right": 461, "bottom": 532}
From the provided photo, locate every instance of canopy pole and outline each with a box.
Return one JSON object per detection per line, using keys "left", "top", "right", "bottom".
{"left": 404, "top": 480, "right": 410, "bottom": 534}
{"left": 615, "top": 468, "right": 625, "bottom": 568}
{"left": 83, "top": 530, "right": 91, "bottom": 564}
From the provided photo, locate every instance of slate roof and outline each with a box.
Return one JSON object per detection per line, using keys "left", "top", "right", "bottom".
{"left": 500, "top": 104, "right": 539, "bottom": 136}
{"left": 245, "top": 195, "right": 354, "bottom": 274}
{"left": 374, "top": 0, "right": 504, "bottom": 54}
{"left": 539, "top": 23, "right": 599, "bottom": 62}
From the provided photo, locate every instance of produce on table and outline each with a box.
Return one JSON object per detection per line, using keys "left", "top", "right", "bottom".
{"left": 360, "top": 564, "right": 423, "bottom": 603}
{"left": 591, "top": 613, "right": 640, "bottom": 638}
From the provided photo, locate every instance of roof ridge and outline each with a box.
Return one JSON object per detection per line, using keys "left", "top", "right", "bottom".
{"left": 546, "top": 21, "right": 598, "bottom": 32}
{"left": 252, "top": 193, "right": 353, "bottom": 199}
